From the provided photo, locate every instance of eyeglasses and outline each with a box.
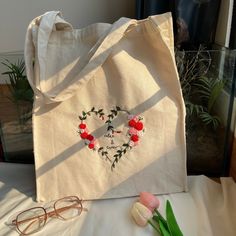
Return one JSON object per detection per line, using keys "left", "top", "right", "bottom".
{"left": 11, "top": 196, "right": 86, "bottom": 235}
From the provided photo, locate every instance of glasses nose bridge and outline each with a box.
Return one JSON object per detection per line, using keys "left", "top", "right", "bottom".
{"left": 44, "top": 206, "right": 54, "bottom": 211}
{"left": 44, "top": 205, "right": 59, "bottom": 219}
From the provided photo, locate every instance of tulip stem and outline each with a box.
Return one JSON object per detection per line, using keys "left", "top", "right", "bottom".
{"left": 148, "top": 219, "right": 160, "bottom": 234}
{"left": 154, "top": 209, "right": 166, "bottom": 223}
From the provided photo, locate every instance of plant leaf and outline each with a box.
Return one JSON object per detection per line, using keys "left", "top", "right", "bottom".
{"left": 208, "top": 79, "right": 224, "bottom": 112}
{"left": 153, "top": 214, "right": 171, "bottom": 236}
{"left": 159, "top": 220, "right": 171, "bottom": 236}
{"left": 199, "top": 112, "right": 221, "bottom": 129}
{"left": 153, "top": 210, "right": 169, "bottom": 230}
{"left": 166, "top": 200, "right": 183, "bottom": 236}
{"left": 1, "top": 59, "right": 33, "bottom": 104}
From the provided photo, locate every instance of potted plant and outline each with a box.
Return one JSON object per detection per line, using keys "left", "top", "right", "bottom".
{"left": 0, "top": 58, "right": 34, "bottom": 163}
{"left": 175, "top": 47, "right": 235, "bottom": 176}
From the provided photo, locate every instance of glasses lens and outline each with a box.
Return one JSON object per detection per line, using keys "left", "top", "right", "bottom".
{"left": 16, "top": 207, "right": 46, "bottom": 235}
{"left": 55, "top": 196, "right": 82, "bottom": 220}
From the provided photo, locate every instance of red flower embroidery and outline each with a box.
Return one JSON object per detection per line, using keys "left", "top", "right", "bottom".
{"left": 135, "top": 122, "right": 143, "bottom": 131}
{"left": 129, "top": 127, "right": 138, "bottom": 135}
{"left": 87, "top": 134, "right": 94, "bottom": 141}
{"left": 78, "top": 107, "right": 145, "bottom": 170}
{"left": 131, "top": 134, "right": 139, "bottom": 142}
{"left": 80, "top": 132, "right": 88, "bottom": 139}
{"left": 79, "top": 123, "right": 86, "bottom": 129}
{"left": 129, "top": 119, "right": 136, "bottom": 127}
{"left": 88, "top": 143, "right": 95, "bottom": 149}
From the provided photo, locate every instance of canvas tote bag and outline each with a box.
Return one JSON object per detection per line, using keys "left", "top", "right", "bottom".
{"left": 25, "top": 11, "right": 187, "bottom": 202}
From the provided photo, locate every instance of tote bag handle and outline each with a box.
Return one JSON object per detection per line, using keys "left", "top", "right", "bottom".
{"left": 24, "top": 11, "right": 135, "bottom": 103}
{"left": 25, "top": 11, "right": 73, "bottom": 100}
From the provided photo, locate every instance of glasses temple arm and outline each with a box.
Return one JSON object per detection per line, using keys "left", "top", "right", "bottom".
{"left": 22, "top": 217, "right": 43, "bottom": 235}
{"left": 12, "top": 214, "right": 46, "bottom": 226}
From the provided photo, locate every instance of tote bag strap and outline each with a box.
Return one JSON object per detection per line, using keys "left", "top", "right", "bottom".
{"left": 24, "top": 11, "right": 135, "bottom": 103}
{"left": 25, "top": 11, "right": 73, "bottom": 98}
{"left": 37, "top": 11, "right": 73, "bottom": 92}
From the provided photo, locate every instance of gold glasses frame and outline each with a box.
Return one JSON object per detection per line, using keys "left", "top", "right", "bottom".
{"left": 11, "top": 196, "right": 86, "bottom": 235}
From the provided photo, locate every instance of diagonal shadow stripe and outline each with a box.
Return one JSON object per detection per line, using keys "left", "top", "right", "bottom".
{"left": 36, "top": 89, "right": 167, "bottom": 178}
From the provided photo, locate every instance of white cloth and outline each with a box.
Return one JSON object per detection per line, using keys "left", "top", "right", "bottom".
{"left": 0, "top": 163, "right": 235, "bottom": 236}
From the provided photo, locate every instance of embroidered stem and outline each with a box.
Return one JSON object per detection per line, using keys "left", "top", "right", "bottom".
{"left": 111, "top": 143, "right": 131, "bottom": 170}
{"left": 77, "top": 107, "right": 145, "bottom": 170}
{"left": 105, "top": 106, "right": 130, "bottom": 133}
{"left": 79, "top": 107, "right": 105, "bottom": 121}
{"left": 98, "top": 147, "right": 112, "bottom": 163}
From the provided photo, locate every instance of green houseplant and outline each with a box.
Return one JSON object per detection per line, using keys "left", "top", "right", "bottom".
{"left": 0, "top": 58, "right": 33, "bottom": 163}
{"left": 2, "top": 59, "right": 33, "bottom": 125}
{"left": 175, "top": 47, "right": 230, "bottom": 175}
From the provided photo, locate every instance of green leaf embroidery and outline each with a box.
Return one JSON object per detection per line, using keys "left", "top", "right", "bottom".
{"left": 107, "top": 125, "right": 113, "bottom": 130}
{"left": 166, "top": 200, "right": 183, "bottom": 236}
{"left": 78, "top": 106, "right": 144, "bottom": 170}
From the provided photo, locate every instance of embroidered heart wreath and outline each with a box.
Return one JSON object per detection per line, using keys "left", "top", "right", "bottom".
{"left": 77, "top": 106, "right": 145, "bottom": 170}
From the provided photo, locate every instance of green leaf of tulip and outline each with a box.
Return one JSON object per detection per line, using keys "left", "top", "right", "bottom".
{"left": 159, "top": 220, "right": 171, "bottom": 236}
{"left": 166, "top": 200, "right": 183, "bottom": 236}
{"left": 153, "top": 209, "right": 169, "bottom": 230}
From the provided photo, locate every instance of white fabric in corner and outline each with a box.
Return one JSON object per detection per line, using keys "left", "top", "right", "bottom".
{"left": 0, "top": 164, "right": 236, "bottom": 235}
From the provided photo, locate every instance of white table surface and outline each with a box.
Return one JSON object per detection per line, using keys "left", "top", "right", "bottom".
{"left": 0, "top": 163, "right": 236, "bottom": 236}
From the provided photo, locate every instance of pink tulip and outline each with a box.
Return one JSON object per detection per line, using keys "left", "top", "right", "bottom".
{"left": 139, "top": 192, "right": 160, "bottom": 212}
{"left": 131, "top": 202, "right": 153, "bottom": 227}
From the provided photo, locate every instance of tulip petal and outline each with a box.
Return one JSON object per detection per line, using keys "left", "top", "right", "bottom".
{"left": 140, "top": 192, "right": 160, "bottom": 212}
{"left": 131, "top": 202, "right": 153, "bottom": 227}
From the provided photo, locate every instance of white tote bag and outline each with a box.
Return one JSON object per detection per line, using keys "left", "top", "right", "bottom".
{"left": 25, "top": 11, "right": 187, "bottom": 202}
